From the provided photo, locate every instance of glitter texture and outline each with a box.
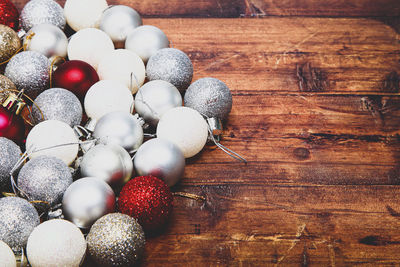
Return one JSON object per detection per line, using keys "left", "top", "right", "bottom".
{"left": 184, "top": 77, "right": 233, "bottom": 120}
{"left": 17, "top": 155, "right": 73, "bottom": 206}
{"left": 0, "top": 0, "right": 19, "bottom": 30}
{"left": 87, "top": 213, "right": 145, "bottom": 267}
{"left": 146, "top": 48, "right": 193, "bottom": 91}
{"left": 118, "top": 176, "right": 173, "bottom": 231}
{"left": 0, "top": 137, "right": 21, "bottom": 191}
{"left": 0, "top": 74, "right": 17, "bottom": 101}
{"left": 32, "top": 88, "right": 83, "bottom": 127}
{"left": 0, "top": 197, "right": 40, "bottom": 252}
{"left": 4, "top": 51, "right": 50, "bottom": 97}
{"left": 20, "top": 0, "right": 66, "bottom": 32}
{"left": 0, "top": 24, "right": 20, "bottom": 63}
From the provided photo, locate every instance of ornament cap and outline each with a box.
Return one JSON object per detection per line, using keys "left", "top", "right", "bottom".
{"left": 1, "top": 91, "right": 26, "bottom": 115}
{"left": 207, "top": 117, "right": 223, "bottom": 136}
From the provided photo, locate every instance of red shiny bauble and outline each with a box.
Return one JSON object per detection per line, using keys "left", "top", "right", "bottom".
{"left": 52, "top": 60, "right": 99, "bottom": 101}
{"left": 0, "top": 106, "right": 25, "bottom": 144}
{"left": 0, "top": 0, "right": 19, "bottom": 30}
{"left": 118, "top": 176, "right": 173, "bottom": 232}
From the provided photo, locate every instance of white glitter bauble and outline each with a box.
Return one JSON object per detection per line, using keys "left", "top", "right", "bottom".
{"left": 67, "top": 28, "right": 114, "bottom": 70}
{"left": 26, "top": 219, "right": 86, "bottom": 267}
{"left": 64, "top": 0, "right": 108, "bottom": 31}
{"left": 20, "top": 0, "right": 66, "bottom": 32}
{"left": 97, "top": 49, "right": 145, "bottom": 93}
{"left": 157, "top": 107, "right": 208, "bottom": 158}
{"left": 26, "top": 120, "right": 79, "bottom": 166}
{"left": 0, "top": 240, "right": 16, "bottom": 267}
{"left": 0, "top": 137, "right": 21, "bottom": 191}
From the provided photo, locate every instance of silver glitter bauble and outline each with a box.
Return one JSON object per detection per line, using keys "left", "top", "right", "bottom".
{"left": 125, "top": 25, "right": 169, "bottom": 63}
{"left": 134, "top": 138, "right": 185, "bottom": 187}
{"left": 17, "top": 155, "right": 72, "bottom": 206}
{"left": 32, "top": 88, "right": 82, "bottom": 127}
{"left": 93, "top": 111, "right": 144, "bottom": 153}
{"left": 24, "top": 23, "right": 68, "bottom": 58}
{"left": 0, "top": 137, "right": 21, "bottom": 191}
{"left": 4, "top": 51, "right": 50, "bottom": 97}
{"left": 80, "top": 144, "right": 133, "bottom": 187}
{"left": 87, "top": 213, "right": 145, "bottom": 267}
{"left": 62, "top": 177, "right": 115, "bottom": 229}
{"left": 0, "top": 197, "right": 40, "bottom": 252}
{"left": 184, "top": 77, "right": 232, "bottom": 120}
{"left": 20, "top": 0, "right": 66, "bottom": 32}
{"left": 146, "top": 48, "right": 193, "bottom": 91}
{"left": 135, "top": 80, "right": 182, "bottom": 127}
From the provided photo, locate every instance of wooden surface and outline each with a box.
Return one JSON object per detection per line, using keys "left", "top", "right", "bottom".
{"left": 14, "top": 0, "right": 400, "bottom": 266}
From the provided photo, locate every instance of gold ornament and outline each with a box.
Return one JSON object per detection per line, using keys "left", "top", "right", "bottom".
{"left": 0, "top": 24, "right": 21, "bottom": 63}
{"left": 0, "top": 74, "right": 17, "bottom": 101}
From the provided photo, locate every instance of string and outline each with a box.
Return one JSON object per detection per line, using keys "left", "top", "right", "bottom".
{"left": 0, "top": 32, "right": 35, "bottom": 66}
{"left": 49, "top": 56, "right": 66, "bottom": 87}
{"left": 173, "top": 192, "right": 206, "bottom": 202}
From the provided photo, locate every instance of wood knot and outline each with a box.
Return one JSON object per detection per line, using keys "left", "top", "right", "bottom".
{"left": 382, "top": 71, "right": 400, "bottom": 93}
{"left": 296, "top": 62, "right": 328, "bottom": 92}
{"left": 293, "top": 147, "right": 311, "bottom": 160}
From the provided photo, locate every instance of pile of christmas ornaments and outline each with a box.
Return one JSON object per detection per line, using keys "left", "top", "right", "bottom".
{"left": 0, "top": 0, "right": 238, "bottom": 266}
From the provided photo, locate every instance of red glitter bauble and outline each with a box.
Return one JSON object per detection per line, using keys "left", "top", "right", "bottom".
{"left": 52, "top": 60, "right": 99, "bottom": 101}
{"left": 0, "top": 0, "right": 19, "bottom": 30}
{"left": 0, "top": 106, "right": 25, "bottom": 144}
{"left": 118, "top": 176, "right": 173, "bottom": 232}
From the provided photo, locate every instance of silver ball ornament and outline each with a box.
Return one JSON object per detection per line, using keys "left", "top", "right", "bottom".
{"left": 62, "top": 177, "right": 116, "bottom": 229}
{"left": 20, "top": 0, "right": 66, "bottom": 32}
{"left": 87, "top": 213, "right": 145, "bottom": 267}
{"left": 0, "top": 137, "right": 21, "bottom": 191}
{"left": 135, "top": 80, "right": 182, "bottom": 127}
{"left": 32, "top": 88, "right": 82, "bottom": 127}
{"left": 146, "top": 48, "right": 193, "bottom": 91}
{"left": 0, "top": 197, "right": 40, "bottom": 252}
{"left": 17, "top": 155, "right": 73, "bottom": 206}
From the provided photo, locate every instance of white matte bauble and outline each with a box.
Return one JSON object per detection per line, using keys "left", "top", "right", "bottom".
{"left": 125, "top": 25, "right": 169, "bottom": 63}
{"left": 0, "top": 240, "right": 16, "bottom": 267}
{"left": 67, "top": 28, "right": 114, "bottom": 70}
{"left": 97, "top": 49, "right": 145, "bottom": 93}
{"left": 26, "top": 120, "right": 79, "bottom": 165}
{"left": 64, "top": 0, "right": 108, "bottom": 31}
{"left": 157, "top": 107, "right": 208, "bottom": 158}
{"left": 26, "top": 219, "right": 86, "bottom": 267}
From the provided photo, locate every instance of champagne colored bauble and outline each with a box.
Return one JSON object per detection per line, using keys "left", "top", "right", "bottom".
{"left": 0, "top": 74, "right": 16, "bottom": 98}
{"left": 64, "top": 0, "right": 108, "bottom": 31}
{"left": 125, "top": 25, "right": 169, "bottom": 63}
{"left": 0, "top": 0, "right": 19, "bottom": 30}
{"left": 62, "top": 177, "right": 115, "bottom": 229}
{"left": 0, "top": 240, "right": 16, "bottom": 267}
{"left": 97, "top": 49, "right": 145, "bottom": 93}
{"left": 0, "top": 24, "right": 20, "bottom": 63}
{"left": 20, "top": 0, "right": 65, "bottom": 32}
{"left": 67, "top": 28, "right": 114, "bottom": 70}
{"left": 26, "top": 219, "right": 86, "bottom": 267}
{"left": 26, "top": 120, "right": 79, "bottom": 165}
{"left": 0, "top": 137, "right": 21, "bottom": 191}
{"left": 157, "top": 107, "right": 208, "bottom": 158}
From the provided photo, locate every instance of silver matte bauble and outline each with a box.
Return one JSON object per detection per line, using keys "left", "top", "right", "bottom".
{"left": 62, "top": 177, "right": 116, "bottom": 229}
{"left": 146, "top": 48, "right": 193, "bottom": 91}
{"left": 0, "top": 137, "right": 21, "bottom": 191}
{"left": 93, "top": 111, "right": 144, "bottom": 153}
{"left": 125, "top": 25, "right": 169, "bottom": 63}
{"left": 134, "top": 138, "right": 185, "bottom": 187}
{"left": 20, "top": 0, "right": 66, "bottom": 32}
{"left": 32, "top": 88, "right": 82, "bottom": 127}
{"left": 80, "top": 144, "right": 133, "bottom": 187}
{"left": 135, "top": 80, "right": 182, "bottom": 127}
{"left": 24, "top": 23, "right": 68, "bottom": 58}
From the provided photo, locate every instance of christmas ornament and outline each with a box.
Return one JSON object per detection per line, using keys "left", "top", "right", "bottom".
{"left": 87, "top": 213, "right": 145, "bottom": 266}
{"left": 20, "top": 0, "right": 65, "bottom": 32}
{"left": 0, "top": 0, "right": 19, "bottom": 30}
{"left": 31, "top": 88, "right": 82, "bottom": 127}
{"left": 24, "top": 23, "right": 68, "bottom": 58}
{"left": 64, "top": 0, "right": 108, "bottom": 31}
{"left": 0, "top": 240, "right": 16, "bottom": 267}
{"left": 26, "top": 219, "right": 86, "bottom": 267}
{"left": 4, "top": 51, "right": 50, "bottom": 97}
{"left": 80, "top": 144, "right": 133, "bottom": 187}
{"left": 93, "top": 111, "right": 143, "bottom": 153}
{"left": 0, "top": 75, "right": 16, "bottom": 96}
{"left": 100, "top": 5, "right": 142, "bottom": 47}
{"left": 125, "top": 25, "right": 169, "bottom": 63}
{"left": 52, "top": 60, "right": 99, "bottom": 101}
{"left": 146, "top": 48, "right": 193, "bottom": 91}
{"left": 134, "top": 138, "right": 185, "bottom": 187}
{"left": 157, "top": 107, "right": 208, "bottom": 158}
{"left": 67, "top": 28, "right": 114, "bottom": 70}
{"left": 0, "top": 197, "right": 40, "bottom": 252}
{"left": 62, "top": 177, "right": 115, "bottom": 229}
{"left": 0, "top": 102, "right": 25, "bottom": 144}
{"left": 97, "top": 49, "right": 145, "bottom": 93}
{"left": 0, "top": 137, "right": 21, "bottom": 191}
{"left": 135, "top": 80, "right": 182, "bottom": 127}
{"left": 0, "top": 25, "right": 20, "bottom": 63}
{"left": 17, "top": 155, "right": 72, "bottom": 206}
{"left": 26, "top": 120, "right": 79, "bottom": 165}
{"left": 84, "top": 80, "right": 133, "bottom": 129}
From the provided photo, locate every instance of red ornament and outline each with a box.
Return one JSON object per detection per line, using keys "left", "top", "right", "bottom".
{"left": 52, "top": 60, "right": 99, "bottom": 101}
{"left": 0, "top": 105, "right": 25, "bottom": 144}
{"left": 0, "top": 0, "right": 19, "bottom": 30}
{"left": 118, "top": 176, "right": 173, "bottom": 232}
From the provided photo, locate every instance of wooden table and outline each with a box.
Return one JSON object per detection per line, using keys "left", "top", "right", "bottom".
{"left": 13, "top": 0, "right": 400, "bottom": 265}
